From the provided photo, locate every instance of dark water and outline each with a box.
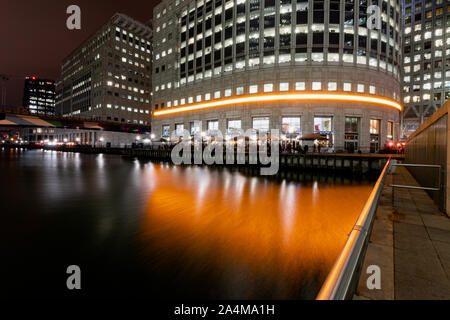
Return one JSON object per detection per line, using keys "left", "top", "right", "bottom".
{"left": 0, "top": 149, "right": 374, "bottom": 299}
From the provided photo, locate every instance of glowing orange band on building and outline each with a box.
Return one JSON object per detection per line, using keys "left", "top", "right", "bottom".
{"left": 153, "top": 93, "right": 402, "bottom": 117}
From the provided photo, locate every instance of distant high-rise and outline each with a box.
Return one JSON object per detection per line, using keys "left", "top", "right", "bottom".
{"left": 22, "top": 77, "right": 56, "bottom": 115}
{"left": 401, "top": 0, "right": 450, "bottom": 136}
{"left": 55, "top": 13, "right": 153, "bottom": 125}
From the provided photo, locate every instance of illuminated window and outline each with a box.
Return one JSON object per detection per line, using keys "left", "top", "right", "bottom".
{"left": 175, "top": 124, "right": 185, "bottom": 137}
{"left": 280, "top": 83, "right": 289, "bottom": 91}
{"left": 264, "top": 83, "right": 274, "bottom": 92}
{"left": 207, "top": 120, "right": 219, "bottom": 136}
{"left": 312, "top": 82, "right": 322, "bottom": 90}
{"left": 295, "top": 82, "right": 306, "bottom": 90}
{"left": 387, "top": 121, "right": 394, "bottom": 140}
{"left": 314, "top": 117, "right": 333, "bottom": 133}
{"left": 162, "top": 125, "right": 170, "bottom": 137}
{"left": 370, "top": 119, "right": 380, "bottom": 135}
{"left": 190, "top": 121, "right": 201, "bottom": 135}
{"left": 227, "top": 120, "right": 242, "bottom": 135}
{"left": 253, "top": 117, "right": 270, "bottom": 132}
{"left": 281, "top": 117, "right": 301, "bottom": 135}
{"left": 328, "top": 82, "right": 337, "bottom": 91}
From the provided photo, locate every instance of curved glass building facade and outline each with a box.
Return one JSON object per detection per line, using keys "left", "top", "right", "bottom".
{"left": 151, "top": 0, "right": 403, "bottom": 152}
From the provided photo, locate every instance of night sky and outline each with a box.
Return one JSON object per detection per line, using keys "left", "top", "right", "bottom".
{"left": 0, "top": 0, "right": 160, "bottom": 108}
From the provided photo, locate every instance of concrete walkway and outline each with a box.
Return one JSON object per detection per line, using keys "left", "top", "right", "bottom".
{"left": 354, "top": 166, "right": 450, "bottom": 300}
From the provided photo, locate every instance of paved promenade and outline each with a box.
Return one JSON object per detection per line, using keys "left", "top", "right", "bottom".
{"left": 355, "top": 166, "right": 450, "bottom": 300}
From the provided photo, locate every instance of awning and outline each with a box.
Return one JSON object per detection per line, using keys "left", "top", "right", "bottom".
{"left": 0, "top": 115, "right": 55, "bottom": 127}
{"left": 84, "top": 122, "right": 103, "bottom": 129}
{"left": 17, "top": 115, "right": 55, "bottom": 127}
{"left": 0, "top": 120, "right": 18, "bottom": 126}
{"left": 44, "top": 119, "right": 63, "bottom": 127}
{"left": 300, "top": 134, "right": 329, "bottom": 141}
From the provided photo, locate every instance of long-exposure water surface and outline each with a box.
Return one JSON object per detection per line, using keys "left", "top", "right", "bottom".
{"left": 0, "top": 149, "right": 374, "bottom": 299}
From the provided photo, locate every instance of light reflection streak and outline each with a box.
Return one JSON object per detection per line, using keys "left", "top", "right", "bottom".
{"left": 139, "top": 165, "right": 374, "bottom": 299}
{"left": 279, "top": 182, "right": 298, "bottom": 244}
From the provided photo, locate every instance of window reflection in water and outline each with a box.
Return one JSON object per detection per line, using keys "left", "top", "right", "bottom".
{"left": 139, "top": 164, "right": 373, "bottom": 299}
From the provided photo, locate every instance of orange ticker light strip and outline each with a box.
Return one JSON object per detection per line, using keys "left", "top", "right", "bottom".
{"left": 153, "top": 93, "right": 403, "bottom": 117}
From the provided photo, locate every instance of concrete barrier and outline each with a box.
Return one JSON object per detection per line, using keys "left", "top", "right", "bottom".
{"left": 405, "top": 100, "right": 449, "bottom": 215}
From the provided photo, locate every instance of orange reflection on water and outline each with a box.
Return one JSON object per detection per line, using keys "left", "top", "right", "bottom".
{"left": 140, "top": 165, "right": 373, "bottom": 299}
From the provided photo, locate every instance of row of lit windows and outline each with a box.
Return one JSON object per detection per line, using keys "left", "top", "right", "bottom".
{"left": 87, "top": 104, "right": 150, "bottom": 116}
{"left": 404, "top": 5, "right": 450, "bottom": 25}
{"left": 405, "top": 72, "right": 450, "bottom": 83}
{"left": 155, "top": 47, "right": 174, "bottom": 60}
{"left": 404, "top": 91, "right": 450, "bottom": 103}
{"left": 115, "top": 27, "right": 151, "bottom": 53}
{"left": 104, "top": 89, "right": 151, "bottom": 104}
{"left": 404, "top": 0, "right": 444, "bottom": 8}
{"left": 107, "top": 80, "right": 147, "bottom": 95}
{"left": 104, "top": 104, "right": 151, "bottom": 114}
{"left": 405, "top": 5, "right": 449, "bottom": 17}
{"left": 405, "top": 80, "right": 450, "bottom": 90}
{"left": 404, "top": 62, "right": 450, "bottom": 74}
{"left": 161, "top": 117, "right": 395, "bottom": 140}
{"left": 111, "top": 47, "right": 151, "bottom": 63}
{"left": 404, "top": 49, "right": 450, "bottom": 64}
{"left": 152, "top": 1, "right": 397, "bottom": 73}
{"left": 405, "top": 28, "right": 450, "bottom": 45}
{"left": 153, "top": 53, "right": 400, "bottom": 91}
{"left": 404, "top": 36, "right": 450, "bottom": 50}
{"left": 112, "top": 46, "right": 152, "bottom": 80}
{"left": 155, "top": 49, "right": 400, "bottom": 79}
{"left": 63, "top": 110, "right": 148, "bottom": 125}
{"left": 177, "top": 30, "right": 399, "bottom": 63}
{"left": 29, "top": 97, "right": 55, "bottom": 103}
{"left": 404, "top": 36, "right": 450, "bottom": 54}
{"left": 154, "top": 81, "right": 396, "bottom": 109}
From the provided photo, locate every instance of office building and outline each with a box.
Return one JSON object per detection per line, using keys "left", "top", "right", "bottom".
{"left": 56, "top": 13, "right": 153, "bottom": 125}
{"left": 402, "top": 0, "right": 450, "bottom": 136}
{"left": 23, "top": 77, "right": 56, "bottom": 115}
{"left": 151, "top": 0, "right": 403, "bottom": 152}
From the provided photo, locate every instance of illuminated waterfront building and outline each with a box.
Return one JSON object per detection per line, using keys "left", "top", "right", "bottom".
{"left": 55, "top": 13, "right": 153, "bottom": 125}
{"left": 152, "top": 0, "right": 402, "bottom": 152}
{"left": 401, "top": 0, "right": 450, "bottom": 136}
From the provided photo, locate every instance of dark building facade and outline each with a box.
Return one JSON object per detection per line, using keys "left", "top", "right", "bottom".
{"left": 55, "top": 13, "right": 153, "bottom": 125}
{"left": 22, "top": 77, "right": 56, "bottom": 115}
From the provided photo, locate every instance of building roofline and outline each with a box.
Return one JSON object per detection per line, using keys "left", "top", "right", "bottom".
{"left": 61, "top": 12, "right": 152, "bottom": 66}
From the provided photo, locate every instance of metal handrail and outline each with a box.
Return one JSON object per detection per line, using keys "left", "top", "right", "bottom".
{"left": 391, "top": 163, "right": 440, "bottom": 168}
{"left": 389, "top": 163, "right": 441, "bottom": 192}
{"left": 316, "top": 158, "right": 391, "bottom": 300}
